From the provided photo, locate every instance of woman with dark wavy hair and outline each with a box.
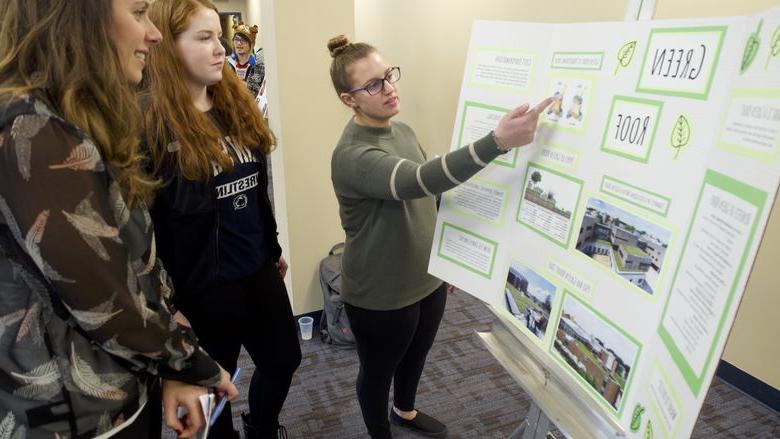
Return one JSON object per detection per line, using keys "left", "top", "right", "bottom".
{"left": 144, "top": 1, "right": 301, "bottom": 438}
{"left": 0, "top": 1, "right": 238, "bottom": 437}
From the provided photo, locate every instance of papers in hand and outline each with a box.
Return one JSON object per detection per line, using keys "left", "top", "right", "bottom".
{"left": 176, "top": 393, "right": 215, "bottom": 439}
{"left": 210, "top": 367, "right": 242, "bottom": 426}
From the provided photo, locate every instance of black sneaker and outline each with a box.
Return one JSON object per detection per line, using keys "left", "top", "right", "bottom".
{"left": 390, "top": 409, "right": 448, "bottom": 438}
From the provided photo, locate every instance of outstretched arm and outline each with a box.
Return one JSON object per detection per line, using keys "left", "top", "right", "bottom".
{"left": 334, "top": 97, "right": 552, "bottom": 201}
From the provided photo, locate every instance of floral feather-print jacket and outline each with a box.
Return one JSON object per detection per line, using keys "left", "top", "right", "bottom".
{"left": 0, "top": 96, "right": 221, "bottom": 438}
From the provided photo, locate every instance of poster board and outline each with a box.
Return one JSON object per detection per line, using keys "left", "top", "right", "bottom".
{"left": 429, "top": 8, "right": 780, "bottom": 438}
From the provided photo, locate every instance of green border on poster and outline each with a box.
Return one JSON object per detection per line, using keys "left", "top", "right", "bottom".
{"left": 551, "top": 51, "right": 605, "bottom": 71}
{"left": 457, "top": 101, "right": 518, "bottom": 168}
{"left": 600, "top": 95, "right": 664, "bottom": 164}
{"left": 600, "top": 175, "right": 672, "bottom": 217}
{"left": 541, "top": 71, "right": 598, "bottom": 134}
{"left": 717, "top": 88, "right": 780, "bottom": 163}
{"left": 549, "top": 291, "right": 643, "bottom": 418}
{"left": 635, "top": 26, "right": 727, "bottom": 100}
{"left": 442, "top": 177, "right": 510, "bottom": 227}
{"left": 657, "top": 169, "right": 767, "bottom": 395}
{"left": 515, "top": 162, "right": 584, "bottom": 249}
{"left": 646, "top": 362, "right": 684, "bottom": 438}
{"left": 437, "top": 222, "right": 498, "bottom": 279}
{"left": 535, "top": 143, "right": 581, "bottom": 172}
{"left": 468, "top": 47, "right": 537, "bottom": 92}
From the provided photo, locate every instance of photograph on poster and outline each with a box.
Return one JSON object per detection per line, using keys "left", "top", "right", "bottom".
{"left": 504, "top": 262, "right": 557, "bottom": 340}
{"left": 553, "top": 294, "right": 640, "bottom": 411}
{"left": 575, "top": 197, "right": 671, "bottom": 295}
{"left": 517, "top": 164, "right": 581, "bottom": 246}
{"left": 544, "top": 76, "right": 593, "bottom": 129}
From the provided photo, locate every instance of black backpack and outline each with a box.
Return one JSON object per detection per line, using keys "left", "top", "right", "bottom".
{"left": 318, "top": 243, "right": 355, "bottom": 348}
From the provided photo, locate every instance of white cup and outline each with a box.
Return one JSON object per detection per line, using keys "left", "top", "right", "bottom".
{"left": 298, "top": 316, "right": 314, "bottom": 340}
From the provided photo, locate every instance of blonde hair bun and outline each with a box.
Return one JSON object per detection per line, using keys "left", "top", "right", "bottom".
{"left": 327, "top": 35, "right": 351, "bottom": 58}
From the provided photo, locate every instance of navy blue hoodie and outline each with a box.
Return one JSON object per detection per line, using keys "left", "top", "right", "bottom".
{"left": 149, "top": 119, "right": 281, "bottom": 303}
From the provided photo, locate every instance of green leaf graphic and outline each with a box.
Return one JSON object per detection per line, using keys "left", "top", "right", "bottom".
{"left": 614, "top": 41, "right": 637, "bottom": 75}
{"left": 645, "top": 420, "right": 654, "bottom": 439}
{"left": 765, "top": 24, "right": 780, "bottom": 69}
{"left": 630, "top": 404, "right": 646, "bottom": 432}
{"left": 671, "top": 115, "right": 691, "bottom": 160}
{"left": 741, "top": 19, "right": 763, "bottom": 74}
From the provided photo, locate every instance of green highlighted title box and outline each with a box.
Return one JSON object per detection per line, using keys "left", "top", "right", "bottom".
{"left": 551, "top": 51, "right": 604, "bottom": 71}
{"left": 636, "top": 26, "right": 727, "bottom": 100}
{"left": 457, "top": 101, "right": 518, "bottom": 168}
{"left": 437, "top": 222, "right": 498, "bottom": 279}
{"left": 600, "top": 95, "right": 664, "bottom": 164}
{"left": 600, "top": 175, "right": 672, "bottom": 217}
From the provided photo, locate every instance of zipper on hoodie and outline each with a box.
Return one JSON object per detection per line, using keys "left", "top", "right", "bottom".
{"left": 214, "top": 199, "right": 220, "bottom": 281}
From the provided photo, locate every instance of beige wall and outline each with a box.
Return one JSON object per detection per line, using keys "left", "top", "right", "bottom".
{"left": 262, "top": 0, "right": 352, "bottom": 315}
{"left": 246, "top": 0, "right": 262, "bottom": 47}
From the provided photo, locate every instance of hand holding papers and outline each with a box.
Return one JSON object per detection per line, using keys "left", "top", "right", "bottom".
{"left": 210, "top": 367, "right": 242, "bottom": 426}
{"left": 176, "top": 394, "right": 215, "bottom": 439}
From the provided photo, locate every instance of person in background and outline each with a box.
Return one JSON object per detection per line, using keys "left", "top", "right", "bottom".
{"left": 327, "top": 35, "right": 552, "bottom": 439}
{"left": 0, "top": 1, "right": 237, "bottom": 438}
{"left": 226, "top": 21, "right": 264, "bottom": 99}
{"left": 144, "top": 1, "right": 300, "bottom": 438}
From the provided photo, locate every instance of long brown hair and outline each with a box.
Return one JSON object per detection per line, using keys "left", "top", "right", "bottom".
{"left": 145, "top": 0, "right": 275, "bottom": 182}
{"left": 0, "top": 0, "right": 157, "bottom": 207}
{"left": 327, "top": 35, "right": 376, "bottom": 95}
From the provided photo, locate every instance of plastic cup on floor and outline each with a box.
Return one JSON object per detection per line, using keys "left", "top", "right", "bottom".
{"left": 298, "top": 316, "right": 314, "bottom": 340}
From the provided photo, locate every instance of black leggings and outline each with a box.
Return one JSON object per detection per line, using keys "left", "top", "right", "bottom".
{"left": 344, "top": 284, "right": 447, "bottom": 438}
{"left": 178, "top": 263, "right": 302, "bottom": 438}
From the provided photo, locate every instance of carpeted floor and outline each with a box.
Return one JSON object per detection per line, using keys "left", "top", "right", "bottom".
{"left": 164, "top": 290, "right": 780, "bottom": 438}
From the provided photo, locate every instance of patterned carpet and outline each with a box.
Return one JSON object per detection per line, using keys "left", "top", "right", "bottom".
{"left": 164, "top": 290, "right": 780, "bottom": 438}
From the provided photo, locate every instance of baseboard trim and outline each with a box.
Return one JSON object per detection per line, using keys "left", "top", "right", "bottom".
{"left": 716, "top": 360, "right": 779, "bottom": 413}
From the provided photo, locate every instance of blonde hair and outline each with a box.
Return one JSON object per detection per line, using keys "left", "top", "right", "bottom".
{"left": 145, "top": 0, "right": 276, "bottom": 182}
{"left": 0, "top": 0, "right": 158, "bottom": 207}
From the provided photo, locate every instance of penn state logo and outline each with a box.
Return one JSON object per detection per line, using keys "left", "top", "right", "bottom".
{"left": 233, "top": 194, "right": 248, "bottom": 210}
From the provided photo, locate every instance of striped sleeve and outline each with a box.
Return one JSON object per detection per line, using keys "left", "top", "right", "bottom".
{"left": 333, "top": 133, "right": 504, "bottom": 201}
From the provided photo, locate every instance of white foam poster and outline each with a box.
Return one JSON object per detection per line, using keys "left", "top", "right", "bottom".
{"left": 429, "top": 8, "right": 780, "bottom": 438}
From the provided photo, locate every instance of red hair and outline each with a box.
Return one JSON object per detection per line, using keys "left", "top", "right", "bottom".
{"left": 144, "top": 0, "right": 275, "bottom": 182}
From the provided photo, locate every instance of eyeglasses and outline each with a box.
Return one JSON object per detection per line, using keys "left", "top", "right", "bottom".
{"left": 348, "top": 66, "right": 401, "bottom": 95}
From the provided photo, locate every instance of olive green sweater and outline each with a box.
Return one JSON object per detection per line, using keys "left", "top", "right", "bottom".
{"left": 331, "top": 119, "right": 504, "bottom": 310}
